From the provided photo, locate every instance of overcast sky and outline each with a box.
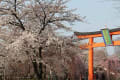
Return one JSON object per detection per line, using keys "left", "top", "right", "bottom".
{"left": 67, "top": 0, "right": 120, "bottom": 32}
{"left": 66, "top": 0, "right": 120, "bottom": 55}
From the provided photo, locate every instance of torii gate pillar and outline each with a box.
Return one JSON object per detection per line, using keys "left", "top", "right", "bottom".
{"left": 74, "top": 28, "right": 120, "bottom": 80}
{"left": 88, "top": 37, "right": 94, "bottom": 80}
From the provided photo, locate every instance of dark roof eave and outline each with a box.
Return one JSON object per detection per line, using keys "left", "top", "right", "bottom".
{"left": 74, "top": 28, "right": 120, "bottom": 36}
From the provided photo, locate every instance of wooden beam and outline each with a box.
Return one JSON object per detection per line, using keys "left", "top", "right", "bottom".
{"left": 80, "top": 40, "right": 120, "bottom": 49}
{"left": 76, "top": 31, "right": 120, "bottom": 39}
{"left": 74, "top": 28, "right": 120, "bottom": 37}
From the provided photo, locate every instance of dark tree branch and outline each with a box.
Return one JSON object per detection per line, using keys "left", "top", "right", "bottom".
{"left": 12, "top": 13, "right": 25, "bottom": 30}
{"left": 36, "top": 1, "right": 48, "bottom": 34}
{"left": 48, "top": 18, "right": 71, "bottom": 23}
{"left": 9, "top": 21, "right": 21, "bottom": 27}
{"left": 14, "top": 0, "right": 17, "bottom": 12}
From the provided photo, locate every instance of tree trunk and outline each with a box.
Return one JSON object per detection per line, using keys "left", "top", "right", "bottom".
{"left": 32, "top": 59, "right": 41, "bottom": 80}
{"left": 39, "top": 47, "right": 43, "bottom": 80}
{"left": 31, "top": 47, "right": 43, "bottom": 80}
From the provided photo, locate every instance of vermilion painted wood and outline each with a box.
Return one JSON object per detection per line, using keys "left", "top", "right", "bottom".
{"left": 76, "top": 30, "right": 120, "bottom": 80}
{"left": 77, "top": 31, "right": 120, "bottom": 39}
{"left": 80, "top": 40, "right": 120, "bottom": 48}
{"left": 88, "top": 38, "right": 94, "bottom": 80}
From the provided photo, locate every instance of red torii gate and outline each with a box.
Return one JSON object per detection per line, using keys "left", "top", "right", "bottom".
{"left": 74, "top": 28, "right": 120, "bottom": 80}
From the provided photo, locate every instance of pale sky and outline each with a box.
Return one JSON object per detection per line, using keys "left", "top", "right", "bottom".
{"left": 67, "top": 0, "right": 120, "bottom": 32}
{"left": 66, "top": 0, "right": 120, "bottom": 55}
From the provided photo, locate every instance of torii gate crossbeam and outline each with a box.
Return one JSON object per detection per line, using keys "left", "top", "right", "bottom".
{"left": 74, "top": 28, "right": 120, "bottom": 80}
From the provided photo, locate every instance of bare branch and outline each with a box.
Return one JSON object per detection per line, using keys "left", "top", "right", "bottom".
{"left": 12, "top": 13, "right": 25, "bottom": 30}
